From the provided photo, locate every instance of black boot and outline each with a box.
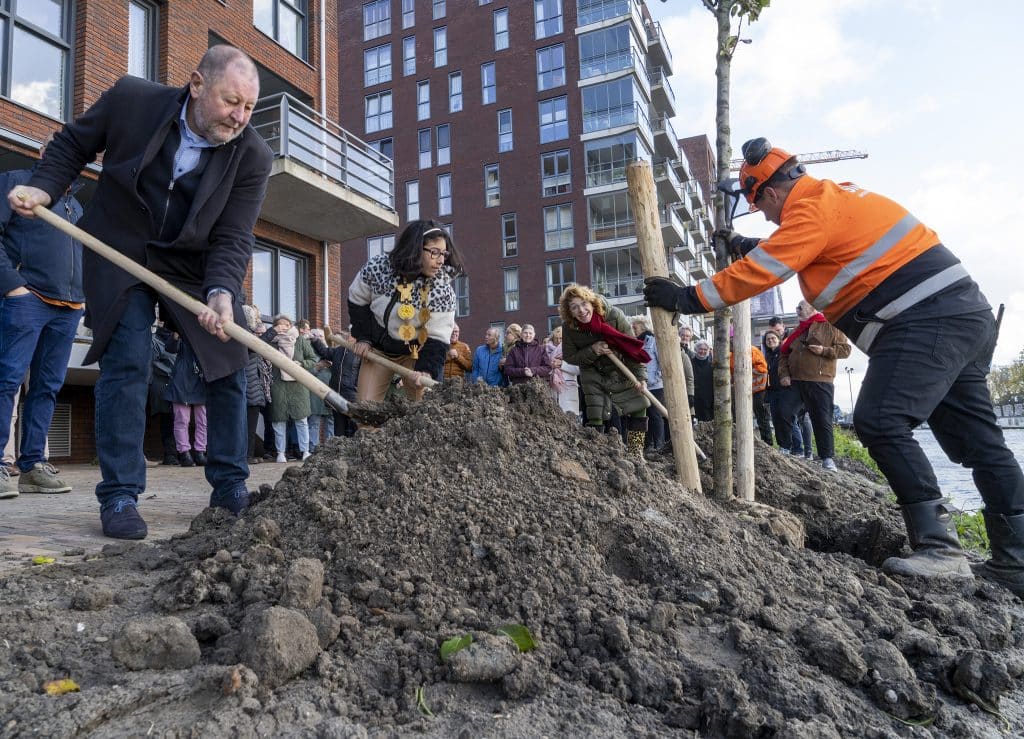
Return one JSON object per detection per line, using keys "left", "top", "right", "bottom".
{"left": 974, "top": 510, "right": 1024, "bottom": 597}
{"left": 178, "top": 450, "right": 195, "bottom": 468}
{"left": 192, "top": 449, "right": 207, "bottom": 466}
{"left": 161, "top": 450, "right": 178, "bottom": 465}
{"left": 882, "top": 500, "right": 973, "bottom": 580}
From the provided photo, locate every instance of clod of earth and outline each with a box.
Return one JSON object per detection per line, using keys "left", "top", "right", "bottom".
{"left": 0, "top": 381, "right": 1022, "bottom": 737}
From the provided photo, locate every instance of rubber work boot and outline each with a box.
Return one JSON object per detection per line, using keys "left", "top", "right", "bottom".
{"left": 973, "top": 510, "right": 1024, "bottom": 597}
{"left": 18, "top": 462, "right": 72, "bottom": 494}
{"left": 100, "top": 497, "right": 148, "bottom": 540}
{"left": 178, "top": 450, "right": 195, "bottom": 467}
{"left": 882, "top": 500, "right": 974, "bottom": 580}
{"left": 626, "top": 430, "right": 646, "bottom": 462}
{"left": 0, "top": 466, "right": 18, "bottom": 499}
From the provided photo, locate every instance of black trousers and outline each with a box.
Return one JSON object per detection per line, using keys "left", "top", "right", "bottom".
{"left": 793, "top": 380, "right": 835, "bottom": 459}
{"left": 854, "top": 310, "right": 1024, "bottom": 514}
{"left": 753, "top": 390, "right": 773, "bottom": 444}
{"left": 767, "top": 387, "right": 801, "bottom": 449}
{"left": 645, "top": 387, "right": 666, "bottom": 449}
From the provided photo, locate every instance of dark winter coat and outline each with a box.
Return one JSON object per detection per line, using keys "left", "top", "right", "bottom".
{"left": 691, "top": 354, "right": 714, "bottom": 422}
{"left": 164, "top": 349, "right": 206, "bottom": 406}
{"left": 310, "top": 337, "right": 361, "bottom": 401}
{"left": 148, "top": 326, "right": 178, "bottom": 415}
{"left": 244, "top": 350, "right": 272, "bottom": 408}
{"left": 28, "top": 76, "right": 272, "bottom": 381}
{"left": 503, "top": 340, "right": 552, "bottom": 385}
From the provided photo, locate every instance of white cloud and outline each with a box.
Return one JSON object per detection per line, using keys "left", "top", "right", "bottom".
{"left": 825, "top": 98, "right": 897, "bottom": 138}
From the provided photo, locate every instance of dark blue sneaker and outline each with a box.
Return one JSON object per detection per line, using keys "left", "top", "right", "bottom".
{"left": 100, "top": 497, "right": 148, "bottom": 540}
{"left": 210, "top": 486, "right": 250, "bottom": 515}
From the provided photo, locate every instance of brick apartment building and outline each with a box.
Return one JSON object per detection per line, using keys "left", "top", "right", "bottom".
{"left": 335, "top": 0, "right": 717, "bottom": 348}
{"left": 0, "top": 0, "right": 396, "bottom": 462}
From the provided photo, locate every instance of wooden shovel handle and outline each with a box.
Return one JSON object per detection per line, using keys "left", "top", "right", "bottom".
{"left": 29, "top": 203, "right": 351, "bottom": 414}
{"left": 325, "top": 332, "right": 439, "bottom": 390}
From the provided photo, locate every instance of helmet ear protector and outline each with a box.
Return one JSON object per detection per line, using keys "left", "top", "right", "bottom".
{"left": 738, "top": 137, "right": 805, "bottom": 205}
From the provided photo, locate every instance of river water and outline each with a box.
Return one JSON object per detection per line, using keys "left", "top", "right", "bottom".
{"left": 914, "top": 427, "right": 1024, "bottom": 512}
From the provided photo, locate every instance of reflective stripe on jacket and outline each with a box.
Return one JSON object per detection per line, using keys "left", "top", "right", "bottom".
{"left": 694, "top": 177, "right": 962, "bottom": 329}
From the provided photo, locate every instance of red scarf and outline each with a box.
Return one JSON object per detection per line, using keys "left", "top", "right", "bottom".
{"left": 781, "top": 312, "right": 827, "bottom": 355}
{"left": 579, "top": 312, "right": 651, "bottom": 363}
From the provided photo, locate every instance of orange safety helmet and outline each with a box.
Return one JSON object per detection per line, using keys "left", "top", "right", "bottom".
{"left": 738, "top": 137, "right": 801, "bottom": 206}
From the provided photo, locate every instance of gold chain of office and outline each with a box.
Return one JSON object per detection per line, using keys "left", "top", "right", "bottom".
{"left": 395, "top": 280, "right": 431, "bottom": 359}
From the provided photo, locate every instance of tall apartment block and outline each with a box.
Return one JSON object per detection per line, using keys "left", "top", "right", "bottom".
{"left": 337, "top": 0, "right": 717, "bottom": 344}
{"left": 0, "top": 0, "right": 395, "bottom": 461}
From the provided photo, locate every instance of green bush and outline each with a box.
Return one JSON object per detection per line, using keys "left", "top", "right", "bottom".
{"left": 954, "top": 510, "right": 990, "bottom": 556}
{"left": 832, "top": 428, "right": 882, "bottom": 478}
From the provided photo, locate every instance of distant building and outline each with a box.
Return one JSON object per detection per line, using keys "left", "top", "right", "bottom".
{"left": 336, "top": 0, "right": 717, "bottom": 343}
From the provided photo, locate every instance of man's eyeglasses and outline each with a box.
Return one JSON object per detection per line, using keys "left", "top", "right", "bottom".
{"left": 423, "top": 247, "right": 449, "bottom": 260}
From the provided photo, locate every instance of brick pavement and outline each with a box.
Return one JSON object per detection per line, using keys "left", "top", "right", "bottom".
{"left": 0, "top": 461, "right": 295, "bottom": 574}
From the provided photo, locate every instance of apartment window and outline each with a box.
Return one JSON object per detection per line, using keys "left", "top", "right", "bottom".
{"left": 546, "top": 259, "right": 575, "bottom": 306}
{"left": 128, "top": 1, "right": 157, "bottom": 80}
{"left": 406, "top": 181, "right": 420, "bottom": 221}
{"left": 418, "top": 128, "right": 432, "bottom": 169}
{"left": 448, "top": 71, "right": 462, "bottom": 113}
{"left": 484, "top": 164, "right": 500, "bottom": 207}
{"left": 417, "top": 80, "right": 430, "bottom": 120}
{"left": 582, "top": 77, "right": 641, "bottom": 133}
{"left": 588, "top": 191, "right": 635, "bottom": 242}
{"left": 591, "top": 247, "right": 644, "bottom": 299}
{"left": 367, "top": 234, "right": 396, "bottom": 259}
{"left": 584, "top": 133, "right": 646, "bottom": 187}
{"left": 503, "top": 268, "right": 519, "bottom": 311}
{"left": 364, "top": 91, "right": 393, "bottom": 133}
{"left": 402, "top": 0, "right": 414, "bottom": 29}
{"left": 363, "top": 0, "right": 390, "bottom": 41}
{"left": 436, "top": 124, "right": 451, "bottom": 166}
{"left": 433, "top": 0, "right": 446, "bottom": 19}
{"left": 402, "top": 36, "right": 416, "bottom": 76}
{"left": 479, "top": 0, "right": 493, "bottom": 4}
{"left": 433, "top": 26, "right": 447, "bottom": 67}
{"left": 501, "top": 213, "right": 518, "bottom": 257}
{"left": 541, "top": 150, "right": 570, "bottom": 196}
{"left": 0, "top": 0, "right": 72, "bottom": 119}
{"left": 536, "top": 44, "right": 565, "bottom": 91}
{"left": 454, "top": 275, "right": 470, "bottom": 316}
{"left": 438, "top": 173, "right": 452, "bottom": 215}
{"left": 493, "top": 8, "right": 508, "bottom": 51}
{"left": 252, "top": 243, "right": 308, "bottom": 323}
{"left": 364, "top": 44, "right": 391, "bottom": 86}
{"left": 579, "top": 23, "right": 632, "bottom": 79}
{"left": 539, "top": 96, "right": 568, "bottom": 144}
{"left": 481, "top": 61, "right": 496, "bottom": 105}
{"left": 534, "top": 0, "right": 563, "bottom": 39}
{"left": 496, "top": 109, "right": 513, "bottom": 153}
{"left": 369, "top": 137, "right": 393, "bottom": 160}
{"left": 254, "top": 0, "right": 307, "bottom": 58}
{"left": 544, "top": 204, "right": 573, "bottom": 250}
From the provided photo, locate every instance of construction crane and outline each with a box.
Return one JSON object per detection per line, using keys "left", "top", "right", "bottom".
{"left": 729, "top": 148, "right": 868, "bottom": 171}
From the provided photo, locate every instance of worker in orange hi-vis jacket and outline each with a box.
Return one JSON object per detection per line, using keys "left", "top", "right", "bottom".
{"left": 644, "top": 137, "right": 1024, "bottom": 594}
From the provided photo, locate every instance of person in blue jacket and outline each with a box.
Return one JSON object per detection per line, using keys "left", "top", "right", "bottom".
{"left": 470, "top": 327, "right": 503, "bottom": 386}
{"left": 0, "top": 135, "right": 83, "bottom": 499}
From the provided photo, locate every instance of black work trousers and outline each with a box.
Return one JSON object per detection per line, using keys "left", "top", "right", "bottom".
{"left": 645, "top": 387, "right": 666, "bottom": 450}
{"left": 767, "top": 387, "right": 801, "bottom": 450}
{"left": 753, "top": 390, "right": 773, "bottom": 444}
{"left": 854, "top": 310, "right": 1024, "bottom": 515}
{"left": 793, "top": 380, "right": 835, "bottom": 459}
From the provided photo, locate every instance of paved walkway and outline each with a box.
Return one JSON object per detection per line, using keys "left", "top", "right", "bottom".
{"left": 0, "top": 461, "right": 295, "bottom": 574}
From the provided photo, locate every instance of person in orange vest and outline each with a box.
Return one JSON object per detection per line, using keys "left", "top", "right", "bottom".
{"left": 729, "top": 337, "right": 772, "bottom": 445}
{"left": 644, "top": 137, "right": 1024, "bottom": 593}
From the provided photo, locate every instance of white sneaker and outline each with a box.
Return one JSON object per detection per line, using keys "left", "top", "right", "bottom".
{"left": 822, "top": 457, "right": 838, "bottom": 472}
{"left": 276, "top": 453, "right": 287, "bottom": 463}
{"left": 301, "top": 451, "right": 311, "bottom": 461}
{"left": 779, "top": 448, "right": 790, "bottom": 456}
{"left": 0, "top": 466, "right": 18, "bottom": 499}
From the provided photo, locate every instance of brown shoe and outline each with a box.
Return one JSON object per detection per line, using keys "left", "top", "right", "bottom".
{"left": 3, "top": 464, "right": 19, "bottom": 477}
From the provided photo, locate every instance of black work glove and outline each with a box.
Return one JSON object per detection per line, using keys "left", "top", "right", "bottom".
{"left": 643, "top": 278, "right": 707, "bottom": 315}
{"left": 713, "top": 229, "right": 760, "bottom": 262}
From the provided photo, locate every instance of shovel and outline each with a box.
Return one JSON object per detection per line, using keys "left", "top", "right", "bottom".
{"left": 28, "top": 203, "right": 355, "bottom": 415}
{"left": 606, "top": 351, "right": 707, "bottom": 461}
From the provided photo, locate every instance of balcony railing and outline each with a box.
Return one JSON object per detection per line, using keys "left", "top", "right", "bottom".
{"left": 251, "top": 93, "right": 395, "bottom": 211}
{"left": 651, "top": 114, "right": 680, "bottom": 158}
{"left": 583, "top": 100, "right": 650, "bottom": 135}
{"left": 647, "top": 66, "right": 676, "bottom": 115}
{"left": 580, "top": 46, "right": 644, "bottom": 81}
{"left": 589, "top": 218, "right": 636, "bottom": 243}
{"left": 645, "top": 21, "right": 674, "bottom": 70}
{"left": 652, "top": 157, "right": 682, "bottom": 202}
{"left": 577, "top": 0, "right": 641, "bottom": 27}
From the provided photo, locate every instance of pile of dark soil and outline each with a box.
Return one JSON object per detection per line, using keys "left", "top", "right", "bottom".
{"left": 2, "top": 381, "right": 1023, "bottom": 737}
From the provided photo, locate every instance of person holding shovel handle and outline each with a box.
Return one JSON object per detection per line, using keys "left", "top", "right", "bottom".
{"left": 347, "top": 220, "right": 464, "bottom": 405}
{"left": 7, "top": 45, "right": 272, "bottom": 540}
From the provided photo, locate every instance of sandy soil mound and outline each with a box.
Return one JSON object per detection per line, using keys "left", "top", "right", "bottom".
{"left": 2, "top": 381, "right": 1023, "bottom": 737}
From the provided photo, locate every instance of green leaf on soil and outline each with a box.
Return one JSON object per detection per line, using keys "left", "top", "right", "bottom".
{"left": 497, "top": 623, "right": 537, "bottom": 652}
{"left": 883, "top": 711, "right": 935, "bottom": 727}
{"left": 415, "top": 686, "right": 433, "bottom": 717}
{"left": 440, "top": 634, "right": 472, "bottom": 662}
{"left": 31, "top": 556, "right": 56, "bottom": 565}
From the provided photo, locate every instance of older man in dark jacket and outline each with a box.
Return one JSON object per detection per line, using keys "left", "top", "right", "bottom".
{"left": 8, "top": 45, "right": 273, "bottom": 539}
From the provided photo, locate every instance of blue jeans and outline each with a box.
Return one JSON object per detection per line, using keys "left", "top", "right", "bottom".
{"left": 0, "top": 291, "right": 83, "bottom": 471}
{"left": 95, "top": 288, "right": 248, "bottom": 507}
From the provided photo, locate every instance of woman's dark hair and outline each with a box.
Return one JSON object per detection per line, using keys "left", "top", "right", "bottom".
{"left": 389, "top": 219, "right": 465, "bottom": 280}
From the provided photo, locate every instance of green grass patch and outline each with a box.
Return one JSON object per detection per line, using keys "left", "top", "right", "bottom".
{"left": 953, "top": 510, "right": 990, "bottom": 556}
{"left": 832, "top": 428, "right": 882, "bottom": 478}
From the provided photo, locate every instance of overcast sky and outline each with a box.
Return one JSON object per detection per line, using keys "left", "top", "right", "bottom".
{"left": 648, "top": 0, "right": 1022, "bottom": 410}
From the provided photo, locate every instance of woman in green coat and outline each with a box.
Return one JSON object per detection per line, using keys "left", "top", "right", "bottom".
{"left": 262, "top": 314, "right": 317, "bottom": 462}
{"left": 559, "top": 284, "right": 650, "bottom": 460}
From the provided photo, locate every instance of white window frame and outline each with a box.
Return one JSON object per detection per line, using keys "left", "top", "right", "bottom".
{"left": 417, "top": 80, "right": 431, "bottom": 121}
{"left": 541, "top": 149, "right": 571, "bottom": 197}
{"left": 501, "top": 213, "right": 518, "bottom": 258}
{"left": 497, "top": 108, "right": 513, "bottom": 152}
{"left": 481, "top": 61, "right": 496, "bottom": 105}
{"left": 403, "top": 36, "right": 416, "bottom": 76}
{"left": 493, "top": 8, "right": 509, "bottom": 51}
{"left": 448, "top": 71, "right": 463, "bottom": 113}
{"left": 364, "top": 43, "right": 391, "bottom": 87}
{"left": 438, "top": 173, "right": 453, "bottom": 215}
{"left": 364, "top": 90, "right": 393, "bottom": 133}
{"left": 433, "top": 26, "right": 447, "bottom": 67}
{"left": 484, "top": 164, "right": 500, "bottom": 208}
{"left": 363, "top": 0, "right": 390, "bottom": 41}
{"left": 436, "top": 124, "right": 451, "bottom": 166}
{"left": 406, "top": 180, "right": 420, "bottom": 221}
